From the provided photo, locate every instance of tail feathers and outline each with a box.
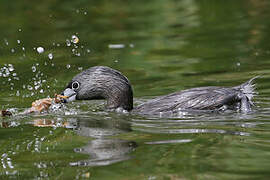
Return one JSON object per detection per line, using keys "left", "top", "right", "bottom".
{"left": 239, "top": 76, "right": 259, "bottom": 105}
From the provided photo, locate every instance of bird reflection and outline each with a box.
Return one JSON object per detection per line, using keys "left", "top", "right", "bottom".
{"left": 70, "top": 117, "right": 137, "bottom": 167}
{"left": 18, "top": 115, "right": 138, "bottom": 167}
{"left": 70, "top": 139, "right": 137, "bottom": 166}
{"left": 75, "top": 117, "right": 132, "bottom": 138}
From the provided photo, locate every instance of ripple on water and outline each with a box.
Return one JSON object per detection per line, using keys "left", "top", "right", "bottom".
{"left": 145, "top": 139, "right": 192, "bottom": 145}
{"left": 130, "top": 109, "right": 262, "bottom": 137}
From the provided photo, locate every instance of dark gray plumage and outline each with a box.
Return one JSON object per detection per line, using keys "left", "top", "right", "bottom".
{"left": 62, "top": 66, "right": 257, "bottom": 115}
{"left": 63, "top": 66, "right": 133, "bottom": 111}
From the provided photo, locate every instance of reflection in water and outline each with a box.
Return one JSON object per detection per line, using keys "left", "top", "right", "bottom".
{"left": 30, "top": 116, "right": 138, "bottom": 167}
{"left": 75, "top": 117, "right": 132, "bottom": 138}
{"left": 1, "top": 114, "right": 138, "bottom": 167}
{"left": 1, "top": 121, "right": 19, "bottom": 128}
{"left": 33, "top": 118, "right": 77, "bottom": 128}
{"left": 70, "top": 139, "right": 137, "bottom": 167}
{"left": 71, "top": 117, "right": 137, "bottom": 166}
{"left": 29, "top": 116, "right": 137, "bottom": 167}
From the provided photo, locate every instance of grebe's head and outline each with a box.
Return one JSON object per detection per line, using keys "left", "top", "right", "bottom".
{"left": 62, "top": 66, "right": 133, "bottom": 111}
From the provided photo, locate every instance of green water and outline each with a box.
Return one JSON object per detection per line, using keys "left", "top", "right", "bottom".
{"left": 1, "top": 0, "right": 270, "bottom": 179}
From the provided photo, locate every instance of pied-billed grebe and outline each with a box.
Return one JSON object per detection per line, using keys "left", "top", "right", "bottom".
{"left": 62, "top": 66, "right": 257, "bottom": 115}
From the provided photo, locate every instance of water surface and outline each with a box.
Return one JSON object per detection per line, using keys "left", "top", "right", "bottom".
{"left": 1, "top": 0, "right": 270, "bottom": 179}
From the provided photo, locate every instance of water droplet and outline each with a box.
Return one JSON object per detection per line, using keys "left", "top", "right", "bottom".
{"left": 4, "top": 39, "right": 9, "bottom": 46}
{"left": 8, "top": 65, "right": 14, "bottom": 72}
{"left": 17, "top": 40, "right": 21, "bottom": 44}
{"left": 35, "top": 85, "right": 40, "bottom": 90}
{"left": 37, "top": 47, "right": 44, "bottom": 54}
{"left": 32, "top": 66, "right": 36, "bottom": 72}
{"left": 108, "top": 44, "right": 125, "bottom": 49}
{"left": 71, "top": 35, "right": 79, "bottom": 44}
{"left": 66, "top": 39, "right": 71, "bottom": 47}
{"left": 27, "top": 85, "right": 33, "bottom": 90}
{"left": 48, "top": 53, "right": 53, "bottom": 60}
{"left": 22, "top": 47, "right": 25, "bottom": 51}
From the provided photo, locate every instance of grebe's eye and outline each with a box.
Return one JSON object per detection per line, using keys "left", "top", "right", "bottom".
{"left": 71, "top": 81, "right": 80, "bottom": 90}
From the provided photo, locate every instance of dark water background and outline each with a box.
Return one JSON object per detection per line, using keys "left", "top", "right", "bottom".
{"left": 1, "top": 0, "right": 270, "bottom": 179}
